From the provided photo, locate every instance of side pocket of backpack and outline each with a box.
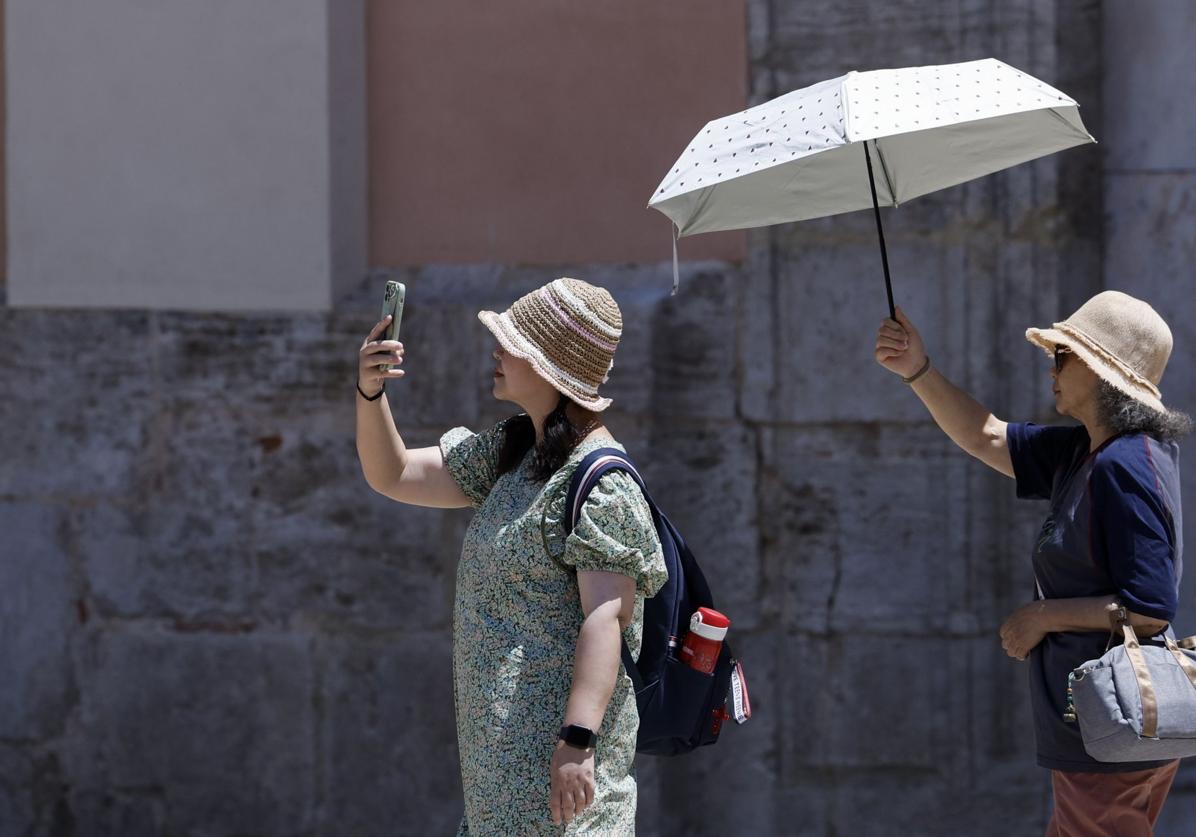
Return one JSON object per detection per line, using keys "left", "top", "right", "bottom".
{"left": 696, "top": 645, "right": 736, "bottom": 747}
{"left": 630, "top": 657, "right": 714, "bottom": 753}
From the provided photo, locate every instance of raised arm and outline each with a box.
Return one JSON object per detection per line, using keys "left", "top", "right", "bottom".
{"left": 355, "top": 316, "right": 471, "bottom": 509}
{"left": 875, "top": 308, "right": 1014, "bottom": 478}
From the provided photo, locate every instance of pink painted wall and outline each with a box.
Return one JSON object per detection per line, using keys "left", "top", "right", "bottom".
{"left": 367, "top": 0, "right": 747, "bottom": 267}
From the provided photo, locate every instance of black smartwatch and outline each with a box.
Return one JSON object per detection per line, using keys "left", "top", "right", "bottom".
{"left": 558, "top": 724, "right": 598, "bottom": 751}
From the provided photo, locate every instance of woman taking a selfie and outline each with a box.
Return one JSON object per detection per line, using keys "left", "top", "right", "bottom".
{"left": 355, "top": 277, "right": 665, "bottom": 836}
{"left": 875, "top": 291, "right": 1189, "bottom": 835}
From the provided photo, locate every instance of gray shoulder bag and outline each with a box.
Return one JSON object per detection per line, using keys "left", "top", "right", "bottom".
{"left": 1065, "top": 604, "right": 1196, "bottom": 762}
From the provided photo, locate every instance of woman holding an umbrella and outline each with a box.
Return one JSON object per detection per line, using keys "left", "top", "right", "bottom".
{"left": 875, "top": 291, "right": 1190, "bottom": 834}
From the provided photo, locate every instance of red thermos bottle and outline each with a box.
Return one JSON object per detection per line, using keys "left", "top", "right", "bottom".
{"left": 679, "top": 607, "right": 730, "bottom": 674}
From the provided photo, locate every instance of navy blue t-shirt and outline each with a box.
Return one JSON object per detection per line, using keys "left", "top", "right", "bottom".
{"left": 1006, "top": 422, "right": 1183, "bottom": 772}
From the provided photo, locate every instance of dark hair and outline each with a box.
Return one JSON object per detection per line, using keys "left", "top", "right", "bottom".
{"left": 1095, "top": 380, "right": 1193, "bottom": 443}
{"left": 496, "top": 395, "right": 592, "bottom": 481}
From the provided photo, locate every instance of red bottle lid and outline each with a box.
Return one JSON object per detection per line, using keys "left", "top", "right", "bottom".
{"left": 690, "top": 607, "right": 731, "bottom": 640}
{"left": 696, "top": 607, "right": 730, "bottom": 628}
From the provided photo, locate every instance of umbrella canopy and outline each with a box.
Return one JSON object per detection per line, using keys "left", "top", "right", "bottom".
{"left": 649, "top": 58, "right": 1094, "bottom": 237}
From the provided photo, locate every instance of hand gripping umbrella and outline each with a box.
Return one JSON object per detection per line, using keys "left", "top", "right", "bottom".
{"left": 649, "top": 58, "right": 1094, "bottom": 312}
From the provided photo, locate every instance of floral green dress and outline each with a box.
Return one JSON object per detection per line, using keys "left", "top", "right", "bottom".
{"left": 440, "top": 418, "right": 666, "bottom": 836}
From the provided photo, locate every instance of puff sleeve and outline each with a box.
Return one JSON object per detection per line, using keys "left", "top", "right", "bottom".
{"left": 561, "top": 471, "right": 667, "bottom": 598}
{"left": 439, "top": 419, "right": 513, "bottom": 508}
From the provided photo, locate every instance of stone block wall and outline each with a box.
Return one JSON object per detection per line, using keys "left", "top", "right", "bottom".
{"left": 3, "top": 1, "right": 1194, "bottom": 835}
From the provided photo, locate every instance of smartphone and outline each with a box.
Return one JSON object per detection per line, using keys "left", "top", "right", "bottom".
{"left": 379, "top": 281, "right": 406, "bottom": 371}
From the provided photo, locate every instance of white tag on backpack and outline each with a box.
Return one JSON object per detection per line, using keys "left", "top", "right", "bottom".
{"left": 730, "top": 660, "right": 752, "bottom": 724}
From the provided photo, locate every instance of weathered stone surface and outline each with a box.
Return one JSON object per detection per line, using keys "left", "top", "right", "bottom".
{"left": 66, "top": 627, "right": 315, "bottom": 835}
{"left": 770, "top": 0, "right": 968, "bottom": 87}
{"left": 1102, "top": 0, "right": 1196, "bottom": 171}
{"left": 643, "top": 269, "right": 742, "bottom": 421}
{"left": 77, "top": 496, "right": 255, "bottom": 623}
{"left": 769, "top": 0, "right": 1060, "bottom": 90}
{"left": 0, "top": 309, "right": 153, "bottom": 498}
{"left": 0, "top": 502, "right": 76, "bottom": 740}
{"left": 743, "top": 233, "right": 964, "bottom": 424}
{"left": 319, "top": 631, "right": 461, "bottom": 837}
{"left": 640, "top": 421, "right": 761, "bottom": 630}
{"left": 0, "top": 745, "right": 36, "bottom": 835}
{"left": 74, "top": 395, "right": 259, "bottom": 622}
{"left": 821, "top": 765, "right": 1047, "bottom": 837}
{"left": 0, "top": 749, "right": 79, "bottom": 837}
{"left": 778, "top": 633, "right": 956, "bottom": 771}
{"left": 250, "top": 438, "right": 461, "bottom": 631}
{"left": 758, "top": 425, "right": 1008, "bottom": 634}
{"left": 742, "top": 174, "right": 1080, "bottom": 428}
{"left": 67, "top": 790, "right": 165, "bottom": 837}
{"left": 152, "top": 311, "right": 352, "bottom": 419}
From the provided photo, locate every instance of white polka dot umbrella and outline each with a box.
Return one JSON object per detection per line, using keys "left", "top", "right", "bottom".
{"left": 649, "top": 58, "right": 1094, "bottom": 309}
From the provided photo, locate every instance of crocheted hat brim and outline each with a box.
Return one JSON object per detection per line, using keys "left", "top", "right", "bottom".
{"left": 479, "top": 310, "right": 613, "bottom": 412}
{"left": 1026, "top": 324, "right": 1166, "bottom": 413}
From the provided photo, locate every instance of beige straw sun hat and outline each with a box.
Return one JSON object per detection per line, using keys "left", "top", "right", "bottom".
{"left": 479, "top": 278, "right": 623, "bottom": 412}
{"left": 1025, "top": 290, "right": 1173, "bottom": 413}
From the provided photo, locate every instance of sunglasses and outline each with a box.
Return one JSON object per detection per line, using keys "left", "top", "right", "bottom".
{"left": 1054, "top": 346, "right": 1072, "bottom": 373}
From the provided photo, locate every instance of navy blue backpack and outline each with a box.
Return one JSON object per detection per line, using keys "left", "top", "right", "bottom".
{"left": 564, "top": 448, "right": 751, "bottom": 756}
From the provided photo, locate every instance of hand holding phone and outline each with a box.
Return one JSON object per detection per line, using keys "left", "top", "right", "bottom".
{"left": 357, "top": 282, "right": 407, "bottom": 397}
{"left": 378, "top": 281, "right": 406, "bottom": 372}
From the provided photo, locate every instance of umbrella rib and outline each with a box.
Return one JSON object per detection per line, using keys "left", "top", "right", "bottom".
{"left": 1044, "top": 107, "right": 1096, "bottom": 143}
{"left": 872, "top": 138, "right": 898, "bottom": 206}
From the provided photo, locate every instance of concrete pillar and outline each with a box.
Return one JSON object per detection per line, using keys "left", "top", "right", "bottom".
{"left": 1102, "top": 4, "right": 1196, "bottom": 825}
{"left": 4, "top": 0, "right": 366, "bottom": 311}
{"left": 1102, "top": 0, "right": 1196, "bottom": 636}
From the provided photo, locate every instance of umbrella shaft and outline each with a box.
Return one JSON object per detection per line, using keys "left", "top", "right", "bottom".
{"left": 864, "top": 141, "right": 897, "bottom": 320}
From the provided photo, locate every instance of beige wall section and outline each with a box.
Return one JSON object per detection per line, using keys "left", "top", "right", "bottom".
{"left": 5, "top": 0, "right": 366, "bottom": 311}
{"left": 368, "top": 0, "right": 747, "bottom": 266}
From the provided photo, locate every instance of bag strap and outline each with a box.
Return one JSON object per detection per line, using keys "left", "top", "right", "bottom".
{"left": 1120, "top": 624, "right": 1159, "bottom": 738}
{"left": 1164, "top": 636, "right": 1196, "bottom": 692}
{"left": 1109, "top": 605, "right": 1159, "bottom": 738}
{"left": 564, "top": 448, "right": 655, "bottom": 693}
{"left": 565, "top": 449, "right": 654, "bottom": 535}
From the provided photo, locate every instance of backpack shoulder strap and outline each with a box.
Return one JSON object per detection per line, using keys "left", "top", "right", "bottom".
{"left": 563, "top": 447, "right": 655, "bottom": 691}
{"left": 564, "top": 448, "right": 654, "bottom": 535}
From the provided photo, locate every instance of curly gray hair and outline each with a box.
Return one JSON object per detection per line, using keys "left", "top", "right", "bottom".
{"left": 1095, "top": 381, "right": 1193, "bottom": 443}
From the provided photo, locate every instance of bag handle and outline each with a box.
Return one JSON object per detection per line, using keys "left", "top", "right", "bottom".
{"left": 1164, "top": 636, "right": 1196, "bottom": 692}
{"left": 1109, "top": 605, "right": 1159, "bottom": 739}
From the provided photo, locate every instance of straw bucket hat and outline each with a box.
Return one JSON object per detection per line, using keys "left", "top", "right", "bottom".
{"left": 479, "top": 278, "right": 622, "bottom": 412}
{"left": 1025, "top": 290, "right": 1173, "bottom": 413}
